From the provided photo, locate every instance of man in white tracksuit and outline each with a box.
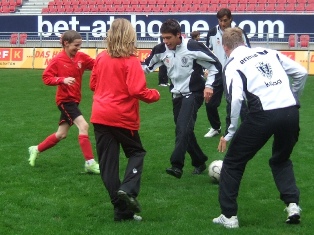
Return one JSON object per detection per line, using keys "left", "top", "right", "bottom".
{"left": 143, "top": 19, "right": 222, "bottom": 178}
{"left": 213, "top": 27, "right": 307, "bottom": 229}
{"left": 204, "top": 8, "right": 250, "bottom": 138}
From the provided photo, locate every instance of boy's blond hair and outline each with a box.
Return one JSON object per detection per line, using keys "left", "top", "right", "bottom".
{"left": 106, "top": 18, "right": 137, "bottom": 58}
{"left": 222, "top": 27, "right": 244, "bottom": 50}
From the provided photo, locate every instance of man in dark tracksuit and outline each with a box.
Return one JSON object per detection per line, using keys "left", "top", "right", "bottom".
{"left": 213, "top": 27, "right": 307, "bottom": 228}
{"left": 143, "top": 19, "right": 222, "bottom": 178}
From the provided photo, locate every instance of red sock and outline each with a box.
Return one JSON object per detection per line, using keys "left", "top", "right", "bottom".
{"left": 78, "top": 134, "right": 94, "bottom": 160}
{"left": 38, "top": 133, "right": 60, "bottom": 152}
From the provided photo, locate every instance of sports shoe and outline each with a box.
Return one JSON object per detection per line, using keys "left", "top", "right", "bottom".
{"left": 84, "top": 161, "right": 100, "bottom": 174}
{"left": 114, "top": 214, "right": 142, "bottom": 222}
{"left": 192, "top": 163, "right": 206, "bottom": 174}
{"left": 204, "top": 127, "right": 221, "bottom": 138}
{"left": 166, "top": 166, "right": 183, "bottom": 179}
{"left": 213, "top": 214, "right": 239, "bottom": 228}
{"left": 158, "top": 83, "right": 168, "bottom": 87}
{"left": 285, "top": 203, "right": 301, "bottom": 224}
{"left": 28, "top": 146, "right": 39, "bottom": 167}
{"left": 117, "top": 190, "right": 141, "bottom": 213}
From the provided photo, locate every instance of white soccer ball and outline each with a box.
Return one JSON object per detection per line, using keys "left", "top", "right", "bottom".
{"left": 208, "top": 160, "right": 223, "bottom": 183}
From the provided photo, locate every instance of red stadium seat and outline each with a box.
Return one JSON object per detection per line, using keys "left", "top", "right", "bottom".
{"left": 285, "top": 3, "right": 295, "bottom": 11}
{"left": 133, "top": 4, "right": 143, "bottom": 12}
{"left": 90, "top": 4, "right": 99, "bottom": 12}
{"left": 156, "top": 0, "right": 166, "bottom": 5}
{"left": 88, "top": 0, "right": 97, "bottom": 5}
{"left": 192, "top": 0, "right": 201, "bottom": 4}
{"left": 42, "top": 7, "right": 49, "bottom": 13}
{"left": 10, "top": 33, "right": 18, "bottom": 44}
{"left": 306, "top": 3, "right": 314, "bottom": 11}
{"left": 207, "top": 4, "right": 218, "bottom": 12}
{"left": 255, "top": 4, "right": 265, "bottom": 12}
{"left": 64, "top": 5, "right": 73, "bottom": 12}
{"left": 9, "top": 0, "right": 16, "bottom": 6}
{"left": 2, "top": 1, "right": 10, "bottom": 6}
{"left": 295, "top": 4, "right": 305, "bottom": 11}
{"left": 246, "top": 3, "right": 255, "bottom": 12}
{"left": 56, "top": 5, "right": 66, "bottom": 12}
{"left": 190, "top": 4, "right": 200, "bottom": 12}
{"left": 236, "top": 4, "right": 246, "bottom": 12}
{"left": 265, "top": 3, "right": 276, "bottom": 11}
{"left": 178, "top": 4, "right": 190, "bottom": 12}
{"left": 114, "top": 0, "right": 122, "bottom": 5}
{"left": 19, "top": 33, "right": 27, "bottom": 44}
{"left": 82, "top": 5, "right": 91, "bottom": 12}
{"left": 300, "top": 34, "right": 310, "bottom": 48}
{"left": 97, "top": 4, "right": 107, "bottom": 11}
{"left": 228, "top": 3, "right": 237, "bottom": 11}
{"left": 288, "top": 34, "right": 298, "bottom": 48}
{"left": 277, "top": 4, "right": 286, "bottom": 11}
{"left": 1, "top": 5, "right": 10, "bottom": 13}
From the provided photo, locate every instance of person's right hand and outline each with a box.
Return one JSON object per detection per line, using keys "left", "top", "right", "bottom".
{"left": 64, "top": 77, "right": 76, "bottom": 85}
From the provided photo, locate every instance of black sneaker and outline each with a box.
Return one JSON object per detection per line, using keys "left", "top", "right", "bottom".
{"left": 166, "top": 166, "right": 183, "bottom": 179}
{"left": 192, "top": 163, "right": 206, "bottom": 175}
{"left": 117, "top": 190, "right": 141, "bottom": 213}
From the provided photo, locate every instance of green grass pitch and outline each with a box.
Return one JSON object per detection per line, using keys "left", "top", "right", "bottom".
{"left": 0, "top": 69, "right": 313, "bottom": 234}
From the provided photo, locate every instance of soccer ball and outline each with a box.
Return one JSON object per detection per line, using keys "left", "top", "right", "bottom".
{"left": 208, "top": 160, "right": 223, "bottom": 183}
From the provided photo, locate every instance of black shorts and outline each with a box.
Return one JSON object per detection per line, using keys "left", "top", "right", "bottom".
{"left": 58, "top": 102, "right": 82, "bottom": 126}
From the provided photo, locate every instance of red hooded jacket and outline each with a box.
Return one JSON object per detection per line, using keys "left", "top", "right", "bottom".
{"left": 90, "top": 52, "right": 160, "bottom": 130}
{"left": 43, "top": 50, "right": 95, "bottom": 105}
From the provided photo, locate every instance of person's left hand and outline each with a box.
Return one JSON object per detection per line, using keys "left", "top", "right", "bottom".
{"left": 204, "top": 87, "right": 213, "bottom": 103}
{"left": 218, "top": 136, "right": 227, "bottom": 152}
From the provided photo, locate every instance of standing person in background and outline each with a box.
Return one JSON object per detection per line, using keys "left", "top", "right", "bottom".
{"left": 191, "top": 30, "right": 201, "bottom": 41}
{"left": 143, "top": 19, "right": 222, "bottom": 178}
{"left": 204, "top": 8, "right": 250, "bottom": 138}
{"left": 28, "top": 30, "right": 100, "bottom": 174}
{"left": 213, "top": 27, "right": 307, "bottom": 229}
{"left": 157, "top": 36, "right": 169, "bottom": 87}
{"left": 90, "top": 18, "right": 160, "bottom": 221}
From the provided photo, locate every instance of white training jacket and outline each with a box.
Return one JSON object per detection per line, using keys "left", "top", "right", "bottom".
{"left": 224, "top": 46, "right": 308, "bottom": 141}
{"left": 142, "top": 37, "right": 222, "bottom": 96}
{"left": 206, "top": 23, "right": 251, "bottom": 67}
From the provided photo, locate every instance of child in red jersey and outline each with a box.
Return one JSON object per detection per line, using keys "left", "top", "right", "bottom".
{"left": 90, "top": 18, "right": 160, "bottom": 221}
{"left": 28, "top": 30, "right": 99, "bottom": 174}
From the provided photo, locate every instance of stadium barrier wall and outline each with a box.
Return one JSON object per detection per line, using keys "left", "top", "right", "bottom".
{"left": 0, "top": 48, "right": 312, "bottom": 74}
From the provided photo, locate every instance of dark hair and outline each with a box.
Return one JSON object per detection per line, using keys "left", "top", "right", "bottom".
{"left": 191, "top": 31, "right": 200, "bottom": 40}
{"left": 61, "top": 30, "right": 82, "bottom": 46}
{"left": 216, "top": 8, "right": 232, "bottom": 20}
{"left": 160, "top": 19, "right": 181, "bottom": 35}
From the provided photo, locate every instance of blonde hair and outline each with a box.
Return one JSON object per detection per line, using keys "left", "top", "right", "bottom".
{"left": 222, "top": 27, "right": 244, "bottom": 50}
{"left": 106, "top": 18, "right": 137, "bottom": 58}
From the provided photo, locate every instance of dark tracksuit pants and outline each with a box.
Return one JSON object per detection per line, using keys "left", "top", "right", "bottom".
{"left": 219, "top": 106, "right": 300, "bottom": 217}
{"left": 93, "top": 124, "right": 145, "bottom": 216}
{"left": 170, "top": 91, "right": 208, "bottom": 170}
{"left": 158, "top": 65, "right": 168, "bottom": 85}
{"left": 205, "top": 83, "right": 248, "bottom": 131}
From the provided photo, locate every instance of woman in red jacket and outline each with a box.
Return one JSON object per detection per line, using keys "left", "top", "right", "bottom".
{"left": 90, "top": 18, "right": 160, "bottom": 221}
{"left": 28, "top": 30, "right": 100, "bottom": 174}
